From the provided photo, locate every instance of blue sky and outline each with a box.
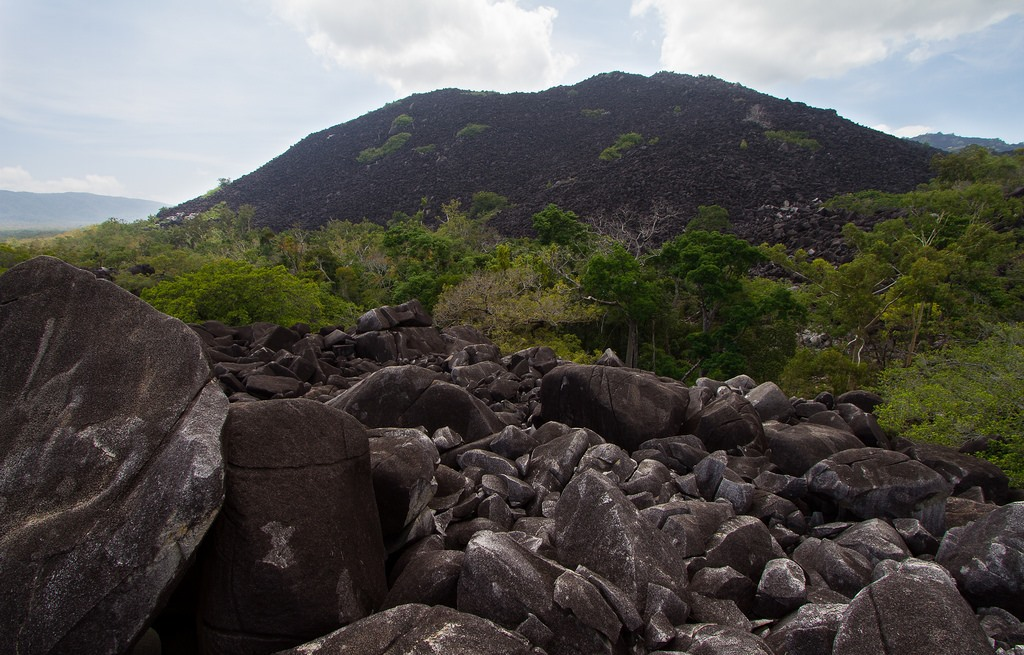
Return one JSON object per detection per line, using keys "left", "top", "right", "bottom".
{"left": 2, "top": 0, "right": 1022, "bottom": 205}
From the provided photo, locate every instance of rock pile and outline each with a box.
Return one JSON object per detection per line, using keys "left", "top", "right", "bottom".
{"left": 2, "top": 257, "right": 1023, "bottom": 655}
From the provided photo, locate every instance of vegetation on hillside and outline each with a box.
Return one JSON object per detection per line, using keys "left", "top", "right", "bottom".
{"left": 2, "top": 146, "right": 1023, "bottom": 482}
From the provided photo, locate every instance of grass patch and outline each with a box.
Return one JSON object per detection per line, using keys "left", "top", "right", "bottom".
{"left": 456, "top": 123, "right": 490, "bottom": 138}
{"left": 765, "top": 130, "right": 821, "bottom": 151}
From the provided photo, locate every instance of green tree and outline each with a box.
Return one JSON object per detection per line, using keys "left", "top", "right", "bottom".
{"left": 141, "top": 260, "right": 358, "bottom": 328}
{"left": 687, "top": 204, "right": 731, "bottom": 233}
{"left": 531, "top": 204, "right": 591, "bottom": 250}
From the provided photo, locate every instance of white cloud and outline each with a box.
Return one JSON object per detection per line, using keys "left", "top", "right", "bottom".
{"left": 0, "top": 166, "right": 125, "bottom": 195}
{"left": 873, "top": 124, "right": 935, "bottom": 138}
{"left": 269, "top": 0, "right": 577, "bottom": 93}
{"left": 630, "top": 0, "right": 1024, "bottom": 86}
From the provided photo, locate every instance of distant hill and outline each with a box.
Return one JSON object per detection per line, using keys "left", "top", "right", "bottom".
{"left": 162, "top": 71, "right": 937, "bottom": 249}
{"left": 0, "top": 191, "right": 166, "bottom": 230}
{"left": 909, "top": 132, "right": 1024, "bottom": 153}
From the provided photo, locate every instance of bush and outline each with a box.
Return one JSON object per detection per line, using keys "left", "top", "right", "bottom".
{"left": 456, "top": 123, "right": 490, "bottom": 139}
{"left": 778, "top": 347, "right": 873, "bottom": 399}
{"left": 357, "top": 132, "right": 412, "bottom": 163}
{"left": 765, "top": 130, "right": 821, "bottom": 151}
{"left": 141, "top": 260, "right": 359, "bottom": 328}
{"left": 390, "top": 114, "right": 414, "bottom": 131}
{"left": 599, "top": 133, "right": 644, "bottom": 161}
{"left": 874, "top": 324, "right": 1024, "bottom": 486}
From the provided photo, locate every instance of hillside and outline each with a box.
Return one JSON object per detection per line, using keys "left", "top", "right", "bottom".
{"left": 909, "top": 132, "right": 1024, "bottom": 153}
{"left": 0, "top": 190, "right": 166, "bottom": 230}
{"left": 162, "top": 72, "right": 936, "bottom": 247}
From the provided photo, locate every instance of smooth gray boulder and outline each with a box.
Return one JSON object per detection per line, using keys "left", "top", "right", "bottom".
{"left": 0, "top": 256, "right": 226, "bottom": 655}
{"left": 766, "top": 422, "right": 864, "bottom": 476}
{"left": 198, "top": 399, "right": 387, "bottom": 654}
{"left": 367, "top": 427, "right": 439, "bottom": 547}
{"left": 832, "top": 559, "right": 994, "bottom": 654}
{"left": 538, "top": 364, "right": 690, "bottom": 451}
{"left": 273, "top": 603, "right": 537, "bottom": 655}
{"left": 691, "top": 392, "right": 767, "bottom": 454}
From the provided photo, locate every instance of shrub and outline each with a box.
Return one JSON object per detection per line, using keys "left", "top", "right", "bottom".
{"left": 765, "top": 130, "right": 821, "bottom": 151}
{"left": 390, "top": 114, "right": 413, "bottom": 131}
{"left": 413, "top": 144, "right": 436, "bottom": 155}
{"left": 141, "top": 260, "right": 359, "bottom": 328}
{"left": 599, "top": 132, "right": 644, "bottom": 161}
{"left": 580, "top": 108, "right": 609, "bottom": 118}
{"left": 456, "top": 123, "right": 490, "bottom": 138}
{"left": 357, "top": 132, "right": 412, "bottom": 163}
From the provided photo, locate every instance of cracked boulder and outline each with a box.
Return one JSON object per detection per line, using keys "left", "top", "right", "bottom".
{"left": 537, "top": 363, "right": 690, "bottom": 452}
{"left": 198, "top": 399, "right": 387, "bottom": 654}
{"left": 329, "top": 365, "right": 505, "bottom": 441}
{"left": 805, "top": 447, "right": 953, "bottom": 535}
{"left": 766, "top": 422, "right": 864, "bottom": 476}
{"left": 274, "top": 603, "right": 537, "bottom": 655}
{"left": 0, "top": 256, "right": 227, "bottom": 655}
{"left": 367, "top": 427, "right": 439, "bottom": 550}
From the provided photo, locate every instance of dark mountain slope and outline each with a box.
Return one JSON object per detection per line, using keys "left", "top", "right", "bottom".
{"left": 909, "top": 132, "right": 1024, "bottom": 153}
{"left": 163, "top": 72, "right": 936, "bottom": 244}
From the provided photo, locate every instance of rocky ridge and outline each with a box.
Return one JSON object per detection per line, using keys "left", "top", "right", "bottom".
{"left": 161, "top": 72, "right": 937, "bottom": 253}
{"left": 2, "top": 256, "right": 1023, "bottom": 655}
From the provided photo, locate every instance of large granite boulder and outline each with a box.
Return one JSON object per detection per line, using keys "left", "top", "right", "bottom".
{"left": 832, "top": 559, "right": 994, "bottom": 654}
{"left": 766, "top": 422, "right": 864, "bottom": 476}
{"left": 805, "top": 447, "right": 953, "bottom": 535}
{"left": 936, "top": 501, "right": 1024, "bottom": 618}
{"left": 691, "top": 392, "right": 768, "bottom": 454}
{"left": 0, "top": 256, "right": 227, "bottom": 655}
{"left": 329, "top": 365, "right": 505, "bottom": 441}
{"left": 538, "top": 364, "right": 690, "bottom": 451}
{"left": 274, "top": 603, "right": 536, "bottom": 655}
{"left": 198, "top": 399, "right": 388, "bottom": 654}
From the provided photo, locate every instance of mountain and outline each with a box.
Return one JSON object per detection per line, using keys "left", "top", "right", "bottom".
{"left": 0, "top": 191, "right": 166, "bottom": 230}
{"left": 162, "top": 71, "right": 936, "bottom": 245}
{"left": 908, "top": 132, "right": 1024, "bottom": 153}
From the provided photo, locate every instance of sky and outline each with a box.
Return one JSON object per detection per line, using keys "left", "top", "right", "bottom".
{"left": 2, "top": 0, "right": 1023, "bottom": 205}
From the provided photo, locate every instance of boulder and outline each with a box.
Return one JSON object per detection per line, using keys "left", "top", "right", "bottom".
{"left": 198, "top": 399, "right": 387, "bottom": 654}
{"left": 832, "top": 560, "right": 994, "bottom": 654}
{"left": 274, "top": 603, "right": 536, "bottom": 655}
{"left": 691, "top": 392, "right": 767, "bottom": 454}
{"left": 763, "top": 603, "right": 847, "bottom": 655}
{"left": 745, "top": 381, "right": 795, "bottom": 423}
{"left": 805, "top": 447, "right": 953, "bottom": 535}
{"left": 355, "top": 299, "right": 434, "bottom": 333}
{"left": 766, "top": 422, "right": 864, "bottom": 476}
{"left": 936, "top": 501, "right": 1024, "bottom": 618}
{"left": 538, "top": 364, "right": 690, "bottom": 451}
{"left": 381, "top": 550, "right": 463, "bottom": 610}
{"left": 366, "top": 428, "right": 439, "bottom": 547}
{"left": 912, "top": 443, "right": 1009, "bottom": 503}
{"left": 0, "top": 256, "right": 226, "bottom": 655}
{"left": 329, "top": 365, "right": 505, "bottom": 441}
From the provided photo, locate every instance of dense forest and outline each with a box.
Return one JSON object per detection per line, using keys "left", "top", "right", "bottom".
{"left": 2, "top": 146, "right": 1023, "bottom": 483}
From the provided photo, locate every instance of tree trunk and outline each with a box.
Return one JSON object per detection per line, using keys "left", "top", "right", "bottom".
{"left": 625, "top": 319, "right": 639, "bottom": 369}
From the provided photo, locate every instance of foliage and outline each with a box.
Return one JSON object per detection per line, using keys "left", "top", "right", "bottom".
{"left": 141, "top": 260, "right": 359, "bottom": 328}
{"left": 413, "top": 144, "right": 436, "bottom": 155}
{"left": 531, "top": 204, "right": 591, "bottom": 250}
{"left": 778, "top": 347, "right": 873, "bottom": 398}
{"left": 599, "top": 132, "right": 644, "bottom": 161}
{"left": 687, "top": 204, "right": 731, "bottom": 233}
{"left": 390, "top": 114, "right": 414, "bottom": 131}
{"left": 874, "top": 324, "right": 1024, "bottom": 486}
{"left": 580, "top": 108, "right": 609, "bottom": 119}
{"left": 357, "top": 132, "right": 412, "bottom": 163}
{"left": 456, "top": 123, "right": 490, "bottom": 139}
{"left": 765, "top": 130, "right": 821, "bottom": 151}
{"left": 468, "top": 191, "right": 509, "bottom": 219}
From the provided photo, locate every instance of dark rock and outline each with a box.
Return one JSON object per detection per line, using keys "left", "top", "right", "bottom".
{"left": 692, "top": 392, "right": 767, "bottom": 454}
{"left": 367, "top": 427, "right": 439, "bottom": 544}
{"left": 355, "top": 299, "right": 433, "bottom": 333}
{"left": 746, "top": 381, "right": 795, "bottom": 423}
{"left": 763, "top": 602, "right": 846, "bottom": 655}
{"left": 766, "top": 422, "right": 864, "bottom": 476}
{"left": 833, "top": 518, "right": 911, "bottom": 565}
{"left": 594, "top": 348, "right": 624, "bottom": 367}
{"left": 198, "top": 399, "right": 387, "bottom": 654}
{"left": 330, "top": 365, "right": 505, "bottom": 441}
{"left": 555, "top": 469, "right": 687, "bottom": 613}
{"left": 273, "top": 603, "right": 536, "bottom": 655}
{"left": 912, "top": 442, "right": 1009, "bottom": 503}
{"left": 458, "top": 530, "right": 610, "bottom": 655}
{"left": 806, "top": 447, "right": 953, "bottom": 535}
{"left": 792, "top": 537, "right": 873, "bottom": 598}
{"left": 703, "top": 515, "right": 785, "bottom": 580}
{"left": 683, "top": 623, "right": 773, "bottom": 654}
{"left": 755, "top": 557, "right": 807, "bottom": 618}
{"left": 0, "top": 256, "right": 226, "bottom": 654}
{"left": 892, "top": 518, "right": 940, "bottom": 557}
{"left": 834, "top": 402, "right": 889, "bottom": 448}
{"left": 526, "top": 428, "right": 601, "bottom": 494}
{"left": 835, "top": 389, "right": 884, "bottom": 413}
{"left": 577, "top": 443, "right": 639, "bottom": 483}
{"left": 538, "top": 363, "right": 690, "bottom": 452}
{"left": 832, "top": 559, "right": 994, "bottom": 654}
{"left": 690, "top": 565, "right": 755, "bottom": 614}
{"left": 936, "top": 501, "right": 1024, "bottom": 618}
{"left": 381, "top": 550, "right": 463, "bottom": 610}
